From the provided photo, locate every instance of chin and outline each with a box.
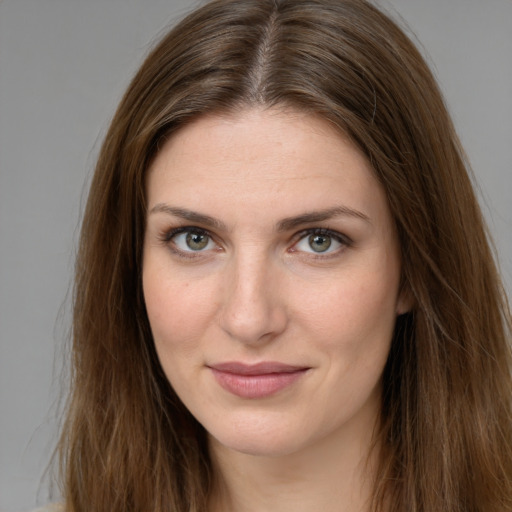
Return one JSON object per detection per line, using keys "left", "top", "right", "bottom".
{"left": 206, "top": 414, "right": 316, "bottom": 458}
{"left": 211, "top": 433, "right": 306, "bottom": 458}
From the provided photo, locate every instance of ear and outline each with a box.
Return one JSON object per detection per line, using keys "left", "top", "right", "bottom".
{"left": 396, "top": 282, "right": 414, "bottom": 315}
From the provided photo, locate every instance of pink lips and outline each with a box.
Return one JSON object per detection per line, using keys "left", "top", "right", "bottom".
{"left": 208, "top": 362, "right": 309, "bottom": 399}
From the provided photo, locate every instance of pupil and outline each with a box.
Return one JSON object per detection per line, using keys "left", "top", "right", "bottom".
{"left": 309, "top": 234, "right": 331, "bottom": 252}
{"left": 186, "top": 232, "right": 208, "bottom": 250}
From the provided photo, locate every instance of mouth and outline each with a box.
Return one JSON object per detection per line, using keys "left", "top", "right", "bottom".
{"left": 207, "top": 361, "right": 310, "bottom": 399}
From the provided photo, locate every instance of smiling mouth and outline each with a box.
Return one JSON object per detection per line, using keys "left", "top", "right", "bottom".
{"left": 207, "top": 362, "right": 310, "bottom": 399}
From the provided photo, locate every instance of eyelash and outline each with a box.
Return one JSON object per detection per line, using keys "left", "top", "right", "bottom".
{"left": 158, "top": 226, "right": 352, "bottom": 260}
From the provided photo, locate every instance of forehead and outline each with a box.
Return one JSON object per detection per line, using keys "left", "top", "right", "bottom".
{"left": 146, "top": 108, "right": 389, "bottom": 227}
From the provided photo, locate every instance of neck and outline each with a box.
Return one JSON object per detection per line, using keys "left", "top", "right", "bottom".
{"left": 208, "top": 417, "right": 380, "bottom": 512}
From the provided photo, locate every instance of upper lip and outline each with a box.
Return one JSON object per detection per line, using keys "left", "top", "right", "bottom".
{"left": 208, "top": 361, "right": 309, "bottom": 375}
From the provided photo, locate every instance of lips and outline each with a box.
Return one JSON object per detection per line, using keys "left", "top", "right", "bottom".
{"left": 208, "top": 362, "right": 309, "bottom": 399}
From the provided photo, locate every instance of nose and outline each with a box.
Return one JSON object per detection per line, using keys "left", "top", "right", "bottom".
{"left": 219, "top": 252, "right": 288, "bottom": 345}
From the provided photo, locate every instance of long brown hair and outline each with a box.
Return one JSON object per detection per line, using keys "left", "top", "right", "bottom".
{"left": 58, "top": 1, "right": 512, "bottom": 510}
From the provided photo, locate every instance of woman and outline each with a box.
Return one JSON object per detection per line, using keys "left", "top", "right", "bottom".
{"left": 56, "top": 0, "right": 512, "bottom": 511}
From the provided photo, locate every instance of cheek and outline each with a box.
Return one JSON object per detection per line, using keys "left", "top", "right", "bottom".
{"left": 294, "top": 266, "right": 399, "bottom": 359}
{"left": 298, "top": 268, "right": 398, "bottom": 409}
{"left": 142, "top": 262, "right": 219, "bottom": 361}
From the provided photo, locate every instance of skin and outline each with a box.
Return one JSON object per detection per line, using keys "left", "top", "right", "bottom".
{"left": 143, "top": 108, "right": 409, "bottom": 511}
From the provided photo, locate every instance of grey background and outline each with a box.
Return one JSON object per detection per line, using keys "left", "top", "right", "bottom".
{"left": 1, "top": 1, "right": 511, "bottom": 510}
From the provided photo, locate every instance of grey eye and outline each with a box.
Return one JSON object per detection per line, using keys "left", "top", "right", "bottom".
{"left": 308, "top": 234, "right": 332, "bottom": 253}
{"left": 294, "top": 230, "right": 344, "bottom": 255}
{"left": 186, "top": 232, "right": 209, "bottom": 250}
{"left": 171, "top": 230, "right": 215, "bottom": 252}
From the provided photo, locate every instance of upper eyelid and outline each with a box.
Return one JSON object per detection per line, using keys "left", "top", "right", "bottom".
{"left": 163, "top": 225, "right": 211, "bottom": 241}
{"left": 294, "top": 227, "right": 352, "bottom": 244}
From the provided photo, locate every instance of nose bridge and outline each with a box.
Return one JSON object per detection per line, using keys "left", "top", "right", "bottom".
{"left": 220, "top": 246, "right": 286, "bottom": 344}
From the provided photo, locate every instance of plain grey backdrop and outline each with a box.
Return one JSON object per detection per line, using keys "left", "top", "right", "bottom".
{"left": 1, "top": 1, "right": 511, "bottom": 510}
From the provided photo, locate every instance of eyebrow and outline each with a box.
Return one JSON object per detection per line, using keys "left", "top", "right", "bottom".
{"left": 276, "top": 206, "right": 371, "bottom": 231}
{"left": 149, "top": 204, "right": 370, "bottom": 231}
{"left": 149, "top": 204, "right": 227, "bottom": 230}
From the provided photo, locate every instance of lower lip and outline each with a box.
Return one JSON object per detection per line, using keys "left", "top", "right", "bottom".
{"left": 210, "top": 368, "right": 308, "bottom": 399}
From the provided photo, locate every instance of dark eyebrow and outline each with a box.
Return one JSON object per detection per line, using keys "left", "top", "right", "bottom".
{"left": 276, "top": 206, "right": 371, "bottom": 232}
{"left": 149, "top": 203, "right": 370, "bottom": 232}
{"left": 149, "top": 204, "right": 227, "bottom": 230}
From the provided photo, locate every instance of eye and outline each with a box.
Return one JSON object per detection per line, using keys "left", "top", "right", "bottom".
{"left": 168, "top": 228, "right": 217, "bottom": 253}
{"left": 293, "top": 229, "right": 347, "bottom": 255}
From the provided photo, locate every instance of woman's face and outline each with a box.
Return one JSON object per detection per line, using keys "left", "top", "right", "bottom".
{"left": 143, "top": 108, "right": 408, "bottom": 457}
